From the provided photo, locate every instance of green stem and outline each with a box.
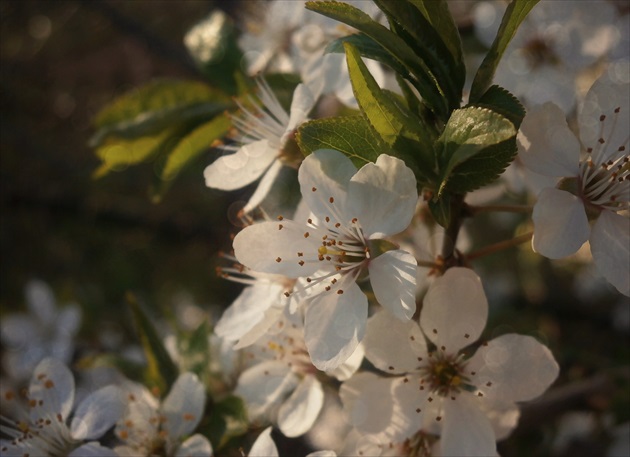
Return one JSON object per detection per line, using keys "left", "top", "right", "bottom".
{"left": 441, "top": 194, "right": 465, "bottom": 263}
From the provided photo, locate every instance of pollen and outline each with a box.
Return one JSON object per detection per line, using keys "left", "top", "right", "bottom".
{"left": 337, "top": 290, "right": 344, "bottom": 294}
{"left": 329, "top": 197, "right": 334, "bottom": 203}
{"left": 276, "top": 257, "right": 282, "bottom": 262}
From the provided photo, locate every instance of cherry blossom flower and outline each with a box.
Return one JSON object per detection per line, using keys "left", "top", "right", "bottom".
{"left": 0, "top": 358, "right": 124, "bottom": 457}
{"left": 114, "top": 372, "right": 211, "bottom": 457}
{"left": 248, "top": 426, "right": 336, "bottom": 457}
{"left": 473, "top": 0, "right": 619, "bottom": 111}
{"left": 235, "top": 310, "right": 363, "bottom": 438}
{"left": 518, "top": 75, "right": 629, "bottom": 296}
{"left": 341, "top": 268, "right": 559, "bottom": 456}
{"left": 0, "top": 280, "right": 81, "bottom": 381}
{"left": 233, "top": 149, "right": 418, "bottom": 370}
{"left": 204, "top": 80, "right": 318, "bottom": 213}
{"left": 237, "top": 0, "right": 385, "bottom": 107}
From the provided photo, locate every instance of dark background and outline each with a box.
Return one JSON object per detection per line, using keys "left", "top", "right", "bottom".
{"left": 1, "top": 2, "right": 628, "bottom": 456}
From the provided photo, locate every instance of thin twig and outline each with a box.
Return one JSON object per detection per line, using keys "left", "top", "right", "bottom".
{"left": 466, "top": 231, "right": 533, "bottom": 261}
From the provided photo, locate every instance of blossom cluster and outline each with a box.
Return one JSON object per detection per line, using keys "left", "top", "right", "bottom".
{"left": 2, "top": 1, "right": 629, "bottom": 457}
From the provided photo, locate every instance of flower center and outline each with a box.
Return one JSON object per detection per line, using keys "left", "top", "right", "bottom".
{"left": 578, "top": 107, "right": 629, "bottom": 213}
{"left": 523, "top": 36, "right": 559, "bottom": 69}
{"left": 419, "top": 351, "right": 471, "bottom": 398}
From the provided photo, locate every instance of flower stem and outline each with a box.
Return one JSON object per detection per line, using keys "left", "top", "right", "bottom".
{"left": 466, "top": 203, "right": 533, "bottom": 215}
{"left": 416, "top": 259, "right": 440, "bottom": 269}
{"left": 466, "top": 231, "right": 533, "bottom": 261}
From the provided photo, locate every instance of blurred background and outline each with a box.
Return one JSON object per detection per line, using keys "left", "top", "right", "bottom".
{"left": 0, "top": 1, "right": 254, "bottom": 330}
{"left": 1, "top": 1, "right": 629, "bottom": 456}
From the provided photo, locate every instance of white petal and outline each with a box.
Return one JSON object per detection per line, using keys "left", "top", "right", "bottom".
{"left": 215, "top": 282, "right": 286, "bottom": 343}
{"left": 204, "top": 140, "right": 276, "bottom": 191}
{"left": 420, "top": 267, "right": 488, "bottom": 353}
{"left": 440, "top": 394, "right": 497, "bottom": 457}
{"left": 26, "top": 279, "right": 57, "bottom": 323}
{"left": 69, "top": 443, "right": 118, "bottom": 457}
{"left": 249, "top": 427, "right": 279, "bottom": 457}
{"left": 175, "top": 434, "right": 214, "bottom": 457}
{"left": 364, "top": 309, "right": 426, "bottom": 374}
{"left": 0, "top": 315, "right": 39, "bottom": 347}
{"left": 467, "top": 334, "right": 559, "bottom": 406}
{"left": 234, "top": 305, "right": 284, "bottom": 350}
{"left": 55, "top": 304, "right": 82, "bottom": 338}
{"left": 532, "top": 188, "right": 589, "bottom": 259}
{"left": 306, "top": 452, "right": 336, "bottom": 457}
{"left": 340, "top": 372, "right": 397, "bottom": 437}
{"left": 304, "top": 281, "right": 367, "bottom": 371}
{"left": 29, "top": 357, "right": 75, "bottom": 423}
{"left": 242, "top": 159, "right": 284, "bottom": 214}
{"left": 591, "top": 211, "right": 630, "bottom": 296}
{"left": 479, "top": 402, "right": 521, "bottom": 441}
{"left": 327, "top": 343, "right": 364, "bottom": 382}
{"left": 71, "top": 385, "right": 125, "bottom": 440}
{"left": 233, "top": 220, "right": 323, "bottom": 277}
{"left": 579, "top": 76, "right": 629, "bottom": 162}
{"left": 277, "top": 375, "right": 324, "bottom": 437}
{"left": 285, "top": 83, "right": 317, "bottom": 134}
{"left": 162, "top": 373, "right": 206, "bottom": 439}
{"left": 368, "top": 249, "right": 417, "bottom": 321}
{"left": 298, "top": 149, "right": 356, "bottom": 224}
{"left": 235, "top": 360, "right": 298, "bottom": 419}
{"left": 518, "top": 102, "right": 580, "bottom": 178}
{"left": 348, "top": 154, "right": 418, "bottom": 237}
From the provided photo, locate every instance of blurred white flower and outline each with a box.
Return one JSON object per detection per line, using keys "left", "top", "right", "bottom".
{"left": 238, "top": 0, "right": 385, "bottom": 106}
{"left": 0, "top": 280, "right": 82, "bottom": 381}
{"left": 204, "top": 80, "right": 317, "bottom": 214}
{"left": 0, "top": 358, "right": 124, "bottom": 457}
{"left": 474, "top": 0, "right": 619, "bottom": 111}
{"left": 233, "top": 149, "right": 418, "bottom": 371}
{"left": 518, "top": 74, "right": 629, "bottom": 296}
{"left": 235, "top": 310, "right": 363, "bottom": 438}
{"left": 114, "top": 372, "right": 212, "bottom": 457}
{"left": 341, "top": 268, "right": 559, "bottom": 456}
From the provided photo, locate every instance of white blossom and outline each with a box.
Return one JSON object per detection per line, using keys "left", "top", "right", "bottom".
{"left": 233, "top": 149, "right": 418, "bottom": 371}
{"left": 237, "top": 0, "right": 385, "bottom": 107}
{"left": 0, "top": 280, "right": 81, "bottom": 381}
{"left": 235, "top": 310, "right": 363, "bottom": 438}
{"left": 204, "top": 80, "right": 318, "bottom": 213}
{"left": 0, "top": 358, "right": 123, "bottom": 457}
{"left": 341, "top": 268, "right": 559, "bottom": 456}
{"left": 114, "top": 373, "right": 211, "bottom": 457}
{"left": 518, "top": 74, "right": 629, "bottom": 296}
{"left": 473, "top": 0, "right": 619, "bottom": 111}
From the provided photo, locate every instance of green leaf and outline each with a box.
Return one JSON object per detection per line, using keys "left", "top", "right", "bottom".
{"left": 92, "top": 127, "right": 178, "bottom": 179}
{"left": 325, "top": 33, "right": 411, "bottom": 79}
{"left": 437, "top": 106, "right": 516, "bottom": 195}
{"left": 407, "top": 0, "right": 464, "bottom": 68}
{"left": 127, "top": 292, "right": 179, "bottom": 394}
{"left": 203, "top": 395, "right": 248, "bottom": 449}
{"left": 476, "top": 84, "right": 526, "bottom": 128}
{"left": 297, "top": 115, "right": 382, "bottom": 167}
{"left": 469, "top": 0, "right": 540, "bottom": 102}
{"left": 373, "top": 0, "right": 464, "bottom": 110}
{"left": 305, "top": 0, "right": 448, "bottom": 118}
{"left": 344, "top": 42, "right": 434, "bottom": 160}
{"left": 91, "top": 79, "right": 232, "bottom": 147}
{"left": 445, "top": 137, "right": 518, "bottom": 194}
{"left": 160, "top": 114, "right": 232, "bottom": 182}
{"left": 184, "top": 10, "right": 244, "bottom": 95}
